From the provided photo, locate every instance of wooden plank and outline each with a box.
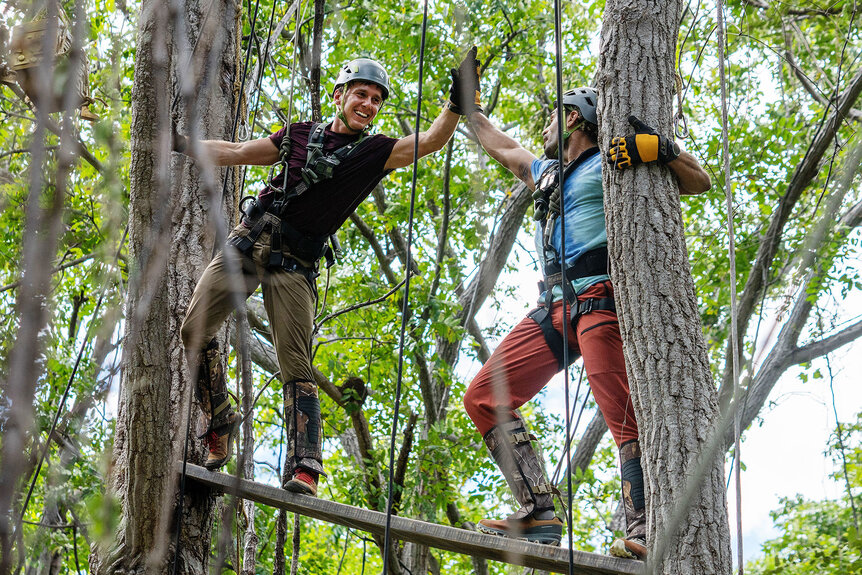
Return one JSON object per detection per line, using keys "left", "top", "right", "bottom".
{"left": 178, "top": 462, "right": 643, "bottom": 575}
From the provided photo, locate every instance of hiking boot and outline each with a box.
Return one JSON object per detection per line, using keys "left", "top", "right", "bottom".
{"left": 204, "top": 412, "right": 239, "bottom": 471}
{"left": 477, "top": 513, "right": 563, "bottom": 545}
{"left": 285, "top": 468, "right": 318, "bottom": 496}
{"left": 610, "top": 536, "right": 647, "bottom": 560}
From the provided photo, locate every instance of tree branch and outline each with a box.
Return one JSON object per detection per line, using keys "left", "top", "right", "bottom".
{"left": 5, "top": 81, "right": 103, "bottom": 172}
{"left": 349, "top": 211, "right": 398, "bottom": 284}
{"left": 720, "top": 64, "right": 862, "bottom": 402}
{"left": 391, "top": 411, "right": 417, "bottom": 514}
{"left": 790, "top": 319, "right": 862, "bottom": 366}
{"left": 314, "top": 275, "right": 408, "bottom": 331}
{"left": 1, "top": 252, "right": 96, "bottom": 293}
{"left": 457, "top": 179, "right": 531, "bottom": 322}
{"left": 722, "top": 145, "right": 862, "bottom": 447}
{"left": 741, "top": 0, "right": 841, "bottom": 16}
{"left": 466, "top": 317, "right": 491, "bottom": 364}
{"left": 428, "top": 139, "right": 453, "bottom": 302}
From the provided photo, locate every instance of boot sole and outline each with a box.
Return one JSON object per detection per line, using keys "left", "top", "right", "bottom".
{"left": 609, "top": 538, "right": 646, "bottom": 560}
{"left": 477, "top": 523, "right": 562, "bottom": 546}
{"left": 284, "top": 478, "right": 316, "bottom": 496}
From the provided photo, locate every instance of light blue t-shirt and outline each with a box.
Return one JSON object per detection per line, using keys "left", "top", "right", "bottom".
{"left": 531, "top": 148, "right": 609, "bottom": 298}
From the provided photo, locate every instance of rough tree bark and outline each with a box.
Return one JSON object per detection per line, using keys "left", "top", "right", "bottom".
{"left": 89, "top": 0, "right": 241, "bottom": 572}
{"left": 597, "top": 1, "right": 733, "bottom": 573}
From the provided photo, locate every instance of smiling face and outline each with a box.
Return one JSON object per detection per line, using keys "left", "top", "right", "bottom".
{"left": 332, "top": 81, "right": 384, "bottom": 134}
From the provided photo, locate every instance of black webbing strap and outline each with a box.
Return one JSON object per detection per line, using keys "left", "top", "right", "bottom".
{"left": 227, "top": 211, "right": 277, "bottom": 256}
{"left": 266, "top": 122, "right": 373, "bottom": 268}
{"left": 544, "top": 245, "right": 609, "bottom": 287}
{"left": 527, "top": 306, "right": 573, "bottom": 371}
{"left": 573, "top": 295, "right": 616, "bottom": 317}
{"left": 527, "top": 291, "right": 616, "bottom": 370}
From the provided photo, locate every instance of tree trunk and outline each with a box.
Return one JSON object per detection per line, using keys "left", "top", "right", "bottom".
{"left": 89, "top": 0, "right": 241, "bottom": 572}
{"left": 597, "top": 2, "right": 732, "bottom": 573}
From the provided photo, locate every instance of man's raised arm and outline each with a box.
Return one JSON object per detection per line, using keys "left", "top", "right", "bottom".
{"left": 468, "top": 111, "right": 538, "bottom": 190}
{"left": 383, "top": 106, "right": 460, "bottom": 170}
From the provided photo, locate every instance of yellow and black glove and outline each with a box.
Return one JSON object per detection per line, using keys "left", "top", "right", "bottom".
{"left": 448, "top": 46, "right": 482, "bottom": 115}
{"left": 607, "top": 115, "right": 680, "bottom": 169}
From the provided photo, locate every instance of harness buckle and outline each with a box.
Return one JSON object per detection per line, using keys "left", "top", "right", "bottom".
{"left": 533, "top": 482, "right": 558, "bottom": 495}
{"left": 509, "top": 431, "right": 536, "bottom": 445}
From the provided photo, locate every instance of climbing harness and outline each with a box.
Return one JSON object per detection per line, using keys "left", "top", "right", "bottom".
{"left": 529, "top": 150, "right": 615, "bottom": 369}
{"left": 227, "top": 122, "right": 373, "bottom": 275}
{"left": 532, "top": 147, "right": 600, "bottom": 277}
{"left": 527, "top": 279, "right": 616, "bottom": 372}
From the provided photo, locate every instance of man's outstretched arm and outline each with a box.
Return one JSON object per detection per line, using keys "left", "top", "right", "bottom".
{"left": 468, "top": 111, "right": 538, "bottom": 190}
{"left": 383, "top": 107, "right": 461, "bottom": 171}
{"left": 666, "top": 151, "right": 711, "bottom": 195}
{"left": 606, "top": 115, "right": 710, "bottom": 195}
{"left": 174, "top": 131, "right": 280, "bottom": 167}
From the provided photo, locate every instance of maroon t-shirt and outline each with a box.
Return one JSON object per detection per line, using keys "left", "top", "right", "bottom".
{"left": 258, "top": 121, "right": 398, "bottom": 236}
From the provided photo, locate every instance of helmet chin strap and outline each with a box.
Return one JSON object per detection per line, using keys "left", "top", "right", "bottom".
{"left": 562, "top": 120, "right": 585, "bottom": 142}
{"left": 337, "top": 105, "right": 372, "bottom": 134}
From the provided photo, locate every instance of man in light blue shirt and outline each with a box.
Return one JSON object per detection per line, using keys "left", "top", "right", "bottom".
{"left": 462, "top": 84, "right": 710, "bottom": 558}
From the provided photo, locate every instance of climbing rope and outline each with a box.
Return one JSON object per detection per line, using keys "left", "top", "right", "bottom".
{"left": 551, "top": 365, "right": 590, "bottom": 485}
{"left": 381, "top": 1, "right": 430, "bottom": 571}
{"left": 715, "top": 0, "right": 744, "bottom": 571}
{"left": 550, "top": 0, "right": 577, "bottom": 570}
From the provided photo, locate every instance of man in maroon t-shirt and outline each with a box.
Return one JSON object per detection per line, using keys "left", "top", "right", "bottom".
{"left": 174, "top": 52, "right": 480, "bottom": 496}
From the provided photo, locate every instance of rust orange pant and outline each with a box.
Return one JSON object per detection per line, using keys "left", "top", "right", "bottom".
{"left": 463, "top": 281, "right": 638, "bottom": 447}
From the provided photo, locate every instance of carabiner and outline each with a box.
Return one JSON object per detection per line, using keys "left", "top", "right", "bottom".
{"left": 674, "top": 113, "right": 689, "bottom": 140}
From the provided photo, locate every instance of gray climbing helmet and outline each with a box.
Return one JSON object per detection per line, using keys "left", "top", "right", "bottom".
{"left": 332, "top": 58, "right": 390, "bottom": 100}
{"left": 560, "top": 87, "right": 598, "bottom": 126}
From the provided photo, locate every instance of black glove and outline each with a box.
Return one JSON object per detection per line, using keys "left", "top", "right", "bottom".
{"left": 172, "top": 121, "right": 189, "bottom": 154}
{"left": 448, "top": 46, "right": 482, "bottom": 115}
{"left": 607, "top": 115, "right": 680, "bottom": 169}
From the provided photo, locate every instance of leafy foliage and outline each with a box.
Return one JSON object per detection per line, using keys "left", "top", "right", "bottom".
{"left": 0, "top": 0, "right": 860, "bottom": 572}
{"left": 747, "top": 412, "right": 862, "bottom": 575}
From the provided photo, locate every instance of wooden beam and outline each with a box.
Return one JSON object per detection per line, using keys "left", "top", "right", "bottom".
{"left": 178, "top": 462, "right": 643, "bottom": 575}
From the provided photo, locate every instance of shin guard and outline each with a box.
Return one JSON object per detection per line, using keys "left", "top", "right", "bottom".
{"left": 285, "top": 379, "right": 326, "bottom": 478}
{"left": 194, "top": 338, "right": 234, "bottom": 436}
{"left": 483, "top": 419, "right": 557, "bottom": 520}
{"left": 619, "top": 439, "right": 646, "bottom": 540}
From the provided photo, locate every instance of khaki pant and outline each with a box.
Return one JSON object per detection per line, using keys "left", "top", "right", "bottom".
{"left": 180, "top": 219, "right": 317, "bottom": 384}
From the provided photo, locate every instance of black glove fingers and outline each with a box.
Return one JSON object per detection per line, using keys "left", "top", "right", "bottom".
{"left": 628, "top": 115, "right": 655, "bottom": 135}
